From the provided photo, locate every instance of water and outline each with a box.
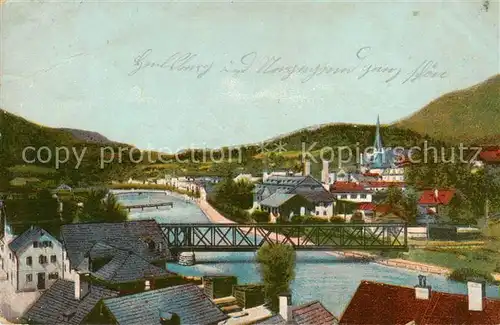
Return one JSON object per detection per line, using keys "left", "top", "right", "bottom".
{"left": 120, "top": 192, "right": 500, "bottom": 317}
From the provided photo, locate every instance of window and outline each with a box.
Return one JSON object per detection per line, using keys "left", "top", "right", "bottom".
{"left": 26, "top": 256, "right": 32, "bottom": 266}
{"left": 360, "top": 194, "right": 367, "bottom": 199}
{"left": 42, "top": 241, "right": 52, "bottom": 248}
{"left": 340, "top": 194, "right": 347, "bottom": 199}
{"left": 316, "top": 211, "right": 319, "bottom": 216}
{"left": 39, "top": 255, "right": 48, "bottom": 264}
{"left": 50, "top": 255, "right": 57, "bottom": 263}
{"left": 9, "top": 253, "right": 11, "bottom": 260}
{"left": 26, "top": 274, "right": 33, "bottom": 282}
{"left": 350, "top": 194, "right": 358, "bottom": 199}
{"left": 33, "top": 241, "right": 39, "bottom": 248}
{"left": 48, "top": 272, "right": 59, "bottom": 280}
{"left": 323, "top": 211, "right": 327, "bottom": 216}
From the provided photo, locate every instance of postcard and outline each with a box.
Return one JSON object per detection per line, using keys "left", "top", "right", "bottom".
{"left": 0, "top": 0, "right": 499, "bottom": 324}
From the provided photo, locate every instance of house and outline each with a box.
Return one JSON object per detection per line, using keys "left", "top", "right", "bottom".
{"left": 473, "top": 147, "right": 500, "bottom": 167}
{"left": 233, "top": 173, "right": 260, "bottom": 183}
{"left": 330, "top": 182, "right": 372, "bottom": 203}
{"left": 381, "top": 167, "right": 405, "bottom": 182}
{"left": 87, "top": 243, "right": 175, "bottom": 284}
{"left": 259, "top": 193, "right": 314, "bottom": 221}
{"left": 362, "top": 181, "right": 406, "bottom": 192}
{"left": 418, "top": 189, "right": 455, "bottom": 215}
{"left": 0, "top": 225, "right": 63, "bottom": 292}
{"left": 97, "top": 284, "right": 228, "bottom": 325}
{"left": 339, "top": 278, "right": 500, "bottom": 324}
{"left": 60, "top": 220, "right": 169, "bottom": 283}
{"left": 293, "top": 190, "right": 336, "bottom": 218}
{"left": 254, "top": 293, "right": 338, "bottom": 325}
{"left": 22, "top": 278, "right": 118, "bottom": 325}
{"left": 253, "top": 173, "right": 331, "bottom": 208}
{"left": 356, "top": 202, "right": 377, "bottom": 220}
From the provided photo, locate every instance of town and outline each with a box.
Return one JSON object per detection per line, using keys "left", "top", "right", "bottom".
{"left": 2, "top": 111, "right": 500, "bottom": 324}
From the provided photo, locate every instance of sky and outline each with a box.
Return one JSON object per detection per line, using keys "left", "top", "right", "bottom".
{"left": 1, "top": 0, "right": 498, "bottom": 151}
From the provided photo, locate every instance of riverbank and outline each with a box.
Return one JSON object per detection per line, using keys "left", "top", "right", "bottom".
{"left": 196, "top": 197, "right": 494, "bottom": 279}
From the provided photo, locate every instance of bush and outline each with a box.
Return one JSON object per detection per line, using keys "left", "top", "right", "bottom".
{"left": 304, "top": 216, "right": 329, "bottom": 223}
{"left": 208, "top": 199, "right": 251, "bottom": 223}
{"left": 330, "top": 217, "right": 345, "bottom": 224}
{"left": 448, "top": 268, "right": 494, "bottom": 283}
{"left": 252, "top": 210, "right": 270, "bottom": 223}
{"left": 291, "top": 215, "right": 306, "bottom": 224}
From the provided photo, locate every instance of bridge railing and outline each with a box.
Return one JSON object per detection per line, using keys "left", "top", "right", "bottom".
{"left": 159, "top": 223, "right": 408, "bottom": 251}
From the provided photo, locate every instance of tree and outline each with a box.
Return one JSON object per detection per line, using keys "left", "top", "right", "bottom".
{"left": 79, "top": 189, "right": 127, "bottom": 223}
{"left": 0, "top": 166, "right": 12, "bottom": 191}
{"left": 256, "top": 243, "right": 296, "bottom": 312}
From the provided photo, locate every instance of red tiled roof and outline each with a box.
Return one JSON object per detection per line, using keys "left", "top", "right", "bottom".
{"left": 479, "top": 149, "right": 500, "bottom": 163}
{"left": 330, "top": 182, "right": 369, "bottom": 193}
{"left": 357, "top": 203, "right": 376, "bottom": 211}
{"left": 419, "top": 189, "right": 455, "bottom": 205}
{"left": 339, "top": 281, "right": 500, "bottom": 325}
{"left": 363, "top": 172, "right": 380, "bottom": 177}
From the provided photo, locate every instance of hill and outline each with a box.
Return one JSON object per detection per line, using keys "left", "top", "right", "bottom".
{"left": 0, "top": 109, "right": 137, "bottom": 187}
{"left": 395, "top": 74, "right": 500, "bottom": 145}
{"left": 58, "top": 128, "right": 115, "bottom": 144}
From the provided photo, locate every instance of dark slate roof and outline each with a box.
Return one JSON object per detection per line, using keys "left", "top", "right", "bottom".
{"left": 8, "top": 227, "right": 57, "bottom": 254}
{"left": 292, "top": 189, "right": 335, "bottom": 204}
{"left": 103, "top": 284, "right": 228, "bottom": 325}
{"left": 60, "top": 220, "right": 167, "bottom": 270}
{"left": 263, "top": 176, "right": 306, "bottom": 186}
{"left": 260, "top": 193, "right": 297, "bottom": 208}
{"left": 255, "top": 301, "right": 337, "bottom": 325}
{"left": 92, "top": 249, "right": 175, "bottom": 283}
{"left": 23, "top": 279, "right": 118, "bottom": 325}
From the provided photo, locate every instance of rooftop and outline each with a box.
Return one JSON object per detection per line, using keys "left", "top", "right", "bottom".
{"left": 260, "top": 193, "right": 297, "bottom": 208}
{"left": 419, "top": 189, "right": 456, "bottom": 205}
{"left": 23, "top": 279, "right": 118, "bottom": 325}
{"left": 60, "top": 220, "right": 167, "bottom": 270}
{"left": 8, "top": 227, "right": 58, "bottom": 254}
{"left": 255, "top": 301, "right": 337, "bottom": 325}
{"left": 91, "top": 248, "right": 175, "bottom": 284}
{"left": 339, "top": 280, "right": 500, "bottom": 325}
{"left": 102, "top": 284, "right": 228, "bottom": 325}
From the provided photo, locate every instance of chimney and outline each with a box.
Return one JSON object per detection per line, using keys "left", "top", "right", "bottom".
{"left": 303, "top": 161, "right": 311, "bottom": 176}
{"left": 434, "top": 189, "right": 439, "bottom": 200}
{"left": 145, "top": 280, "right": 151, "bottom": 291}
{"left": 414, "top": 275, "right": 431, "bottom": 300}
{"left": 467, "top": 281, "right": 486, "bottom": 311}
{"left": 279, "top": 292, "right": 293, "bottom": 322}
{"left": 75, "top": 273, "right": 90, "bottom": 300}
{"left": 321, "top": 160, "right": 329, "bottom": 184}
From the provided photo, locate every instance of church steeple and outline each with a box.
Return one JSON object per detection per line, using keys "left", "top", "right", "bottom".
{"left": 374, "top": 115, "right": 383, "bottom": 151}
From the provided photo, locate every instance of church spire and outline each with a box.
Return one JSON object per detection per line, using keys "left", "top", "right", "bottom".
{"left": 374, "top": 115, "right": 383, "bottom": 151}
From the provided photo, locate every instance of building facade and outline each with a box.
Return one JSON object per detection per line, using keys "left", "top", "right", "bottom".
{"left": 0, "top": 223, "right": 63, "bottom": 292}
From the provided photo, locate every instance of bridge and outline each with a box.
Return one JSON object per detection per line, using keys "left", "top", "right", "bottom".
{"left": 122, "top": 202, "right": 174, "bottom": 212}
{"left": 112, "top": 190, "right": 170, "bottom": 196}
{"left": 159, "top": 223, "right": 408, "bottom": 252}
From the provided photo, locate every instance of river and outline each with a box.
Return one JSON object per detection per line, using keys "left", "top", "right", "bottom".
{"left": 120, "top": 192, "right": 499, "bottom": 317}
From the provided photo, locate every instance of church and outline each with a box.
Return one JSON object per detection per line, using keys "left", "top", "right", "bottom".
{"left": 360, "top": 116, "right": 406, "bottom": 179}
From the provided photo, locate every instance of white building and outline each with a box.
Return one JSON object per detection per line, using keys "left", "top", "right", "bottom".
{"left": 233, "top": 173, "right": 260, "bottom": 183}
{"left": 329, "top": 182, "right": 373, "bottom": 203}
{"left": 0, "top": 224, "right": 63, "bottom": 292}
{"left": 381, "top": 167, "right": 405, "bottom": 182}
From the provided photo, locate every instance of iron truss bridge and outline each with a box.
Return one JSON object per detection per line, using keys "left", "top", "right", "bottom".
{"left": 159, "top": 223, "right": 408, "bottom": 251}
